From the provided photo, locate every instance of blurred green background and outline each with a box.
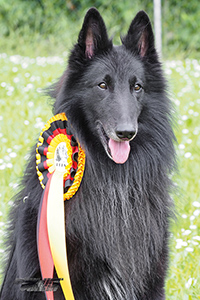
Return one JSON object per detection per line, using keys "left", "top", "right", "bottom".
{"left": 0, "top": 0, "right": 200, "bottom": 57}
{"left": 0, "top": 1, "right": 200, "bottom": 299}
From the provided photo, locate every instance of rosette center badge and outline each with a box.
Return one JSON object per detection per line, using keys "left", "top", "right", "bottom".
{"left": 55, "top": 142, "right": 69, "bottom": 172}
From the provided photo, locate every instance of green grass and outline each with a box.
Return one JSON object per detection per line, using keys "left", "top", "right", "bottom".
{"left": 0, "top": 52, "right": 200, "bottom": 299}
{"left": 164, "top": 60, "right": 200, "bottom": 299}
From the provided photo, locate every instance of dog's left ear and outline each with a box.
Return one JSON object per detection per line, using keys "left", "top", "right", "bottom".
{"left": 122, "top": 11, "right": 156, "bottom": 58}
{"left": 78, "top": 7, "right": 112, "bottom": 59}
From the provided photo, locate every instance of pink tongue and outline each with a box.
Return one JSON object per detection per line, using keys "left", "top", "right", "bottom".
{"left": 108, "top": 139, "right": 130, "bottom": 164}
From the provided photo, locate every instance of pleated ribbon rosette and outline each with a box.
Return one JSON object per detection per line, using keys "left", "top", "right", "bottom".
{"left": 36, "top": 113, "right": 85, "bottom": 300}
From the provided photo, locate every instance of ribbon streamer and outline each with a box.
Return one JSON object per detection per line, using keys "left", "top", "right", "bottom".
{"left": 37, "top": 174, "right": 54, "bottom": 300}
{"left": 47, "top": 169, "right": 74, "bottom": 300}
{"left": 36, "top": 113, "right": 85, "bottom": 300}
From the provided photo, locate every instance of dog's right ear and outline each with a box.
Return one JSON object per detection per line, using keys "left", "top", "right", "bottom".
{"left": 78, "top": 8, "right": 112, "bottom": 59}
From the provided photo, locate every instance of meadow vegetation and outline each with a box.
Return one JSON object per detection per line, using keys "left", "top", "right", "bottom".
{"left": 0, "top": 1, "right": 200, "bottom": 299}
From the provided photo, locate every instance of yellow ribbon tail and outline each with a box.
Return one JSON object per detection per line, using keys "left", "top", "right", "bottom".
{"left": 47, "top": 170, "right": 75, "bottom": 300}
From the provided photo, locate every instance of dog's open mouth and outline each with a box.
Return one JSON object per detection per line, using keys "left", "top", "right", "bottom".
{"left": 97, "top": 123, "right": 131, "bottom": 164}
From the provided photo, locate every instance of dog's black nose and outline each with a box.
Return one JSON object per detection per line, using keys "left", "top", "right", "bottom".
{"left": 116, "top": 130, "right": 136, "bottom": 141}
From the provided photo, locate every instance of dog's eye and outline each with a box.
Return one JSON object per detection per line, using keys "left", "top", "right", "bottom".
{"left": 134, "top": 84, "right": 142, "bottom": 92}
{"left": 98, "top": 82, "right": 107, "bottom": 90}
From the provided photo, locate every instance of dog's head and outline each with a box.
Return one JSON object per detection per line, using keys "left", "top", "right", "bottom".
{"left": 54, "top": 8, "right": 163, "bottom": 164}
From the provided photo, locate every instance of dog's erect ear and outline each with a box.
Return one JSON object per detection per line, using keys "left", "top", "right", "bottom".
{"left": 122, "top": 11, "right": 155, "bottom": 58}
{"left": 78, "top": 7, "right": 112, "bottom": 58}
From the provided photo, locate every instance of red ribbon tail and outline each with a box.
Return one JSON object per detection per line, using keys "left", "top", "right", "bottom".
{"left": 37, "top": 173, "right": 54, "bottom": 300}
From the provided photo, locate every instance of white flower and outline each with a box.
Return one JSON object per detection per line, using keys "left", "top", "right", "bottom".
{"left": 188, "top": 109, "right": 194, "bottom": 115}
{"left": 193, "top": 210, "right": 200, "bottom": 217}
{"left": 34, "top": 122, "right": 45, "bottom": 129}
{"left": 9, "top": 152, "right": 17, "bottom": 158}
{"left": 24, "top": 120, "right": 29, "bottom": 125}
{"left": 28, "top": 101, "right": 34, "bottom": 107}
{"left": 4, "top": 155, "right": 10, "bottom": 161}
{"left": 22, "top": 62, "right": 28, "bottom": 69}
{"left": 174, "top": 99, "right": 180, "bottom": 106}
{"left": 184, "top": 152, "right": 192, "bottom": 158}
{"left": 186, "top": 139, "right": 192, "bottom": 144}
{"left": 165, "top": 69, "right": 172, "bottom": 75}
{"left": 191, "top": 241, "right": 198, "bottom": 246}
{"left": 193, "top": 201, "right": 200, "bottom": 207}
{"left": 7, "top": 163, "right": 13, "bottom": 169}
{"left": 178, "top": 144, "right": 185, "bottom": 149}
{"left": 185, "top": 247, "right": 194, "bottom": 252}
{"left": 27, "top": 83, "right": 34, "bottom": 89}
{"left": 1, "top": 82, "right": 6, "bottom": 87}
{"left": 30, "top": 76, "right": 36, "bottom": 82}
{"left": 183, "top": 230, "right": 191, "bottom": 236}
{"left": 13, "top": 77, "right": 20, "bottom": 83}
{"left": 175, "top": 239, "right": 188, "bottom": 249}
{"left": 189, "top": 225, "right": 197, "bottom": 230}
{"left": 185, "top": 278, "right": 193, "bottom": 289}
{"left": 9, "top": 182, "right": 18, "bottom": 189}
{"left": 182, "top": 214, "right": 187, "bottom": 219}
{"left": 182, "top": 129, "right": 189, "bottom": 134}
{"left": 182, "top": 115, "right": 188, "bottom": 120}
{"left": 37, "top": 88, "right": 42, "bottom": 93}
{"left": 193, "top": 128, "right": 199, "bottom": 135}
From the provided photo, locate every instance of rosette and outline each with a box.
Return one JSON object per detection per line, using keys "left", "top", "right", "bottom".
{"left": 36, "top": 113, "right": 85, "bottom": 300}
{"left": 36, "top": 112, "right": 85, "bottom": 200}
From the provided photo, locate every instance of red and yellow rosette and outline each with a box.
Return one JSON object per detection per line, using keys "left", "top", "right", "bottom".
{"left": 36, "top": 113, "right": 85, "bottom": 300}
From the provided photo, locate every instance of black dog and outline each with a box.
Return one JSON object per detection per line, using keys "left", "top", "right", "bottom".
{"left": 0, "top": 8, "right": 176, "bottom": 300}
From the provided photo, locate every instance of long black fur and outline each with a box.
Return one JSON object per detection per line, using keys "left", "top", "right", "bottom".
{"left": 0, "top": 8, "right": 176, "bottom": 300}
